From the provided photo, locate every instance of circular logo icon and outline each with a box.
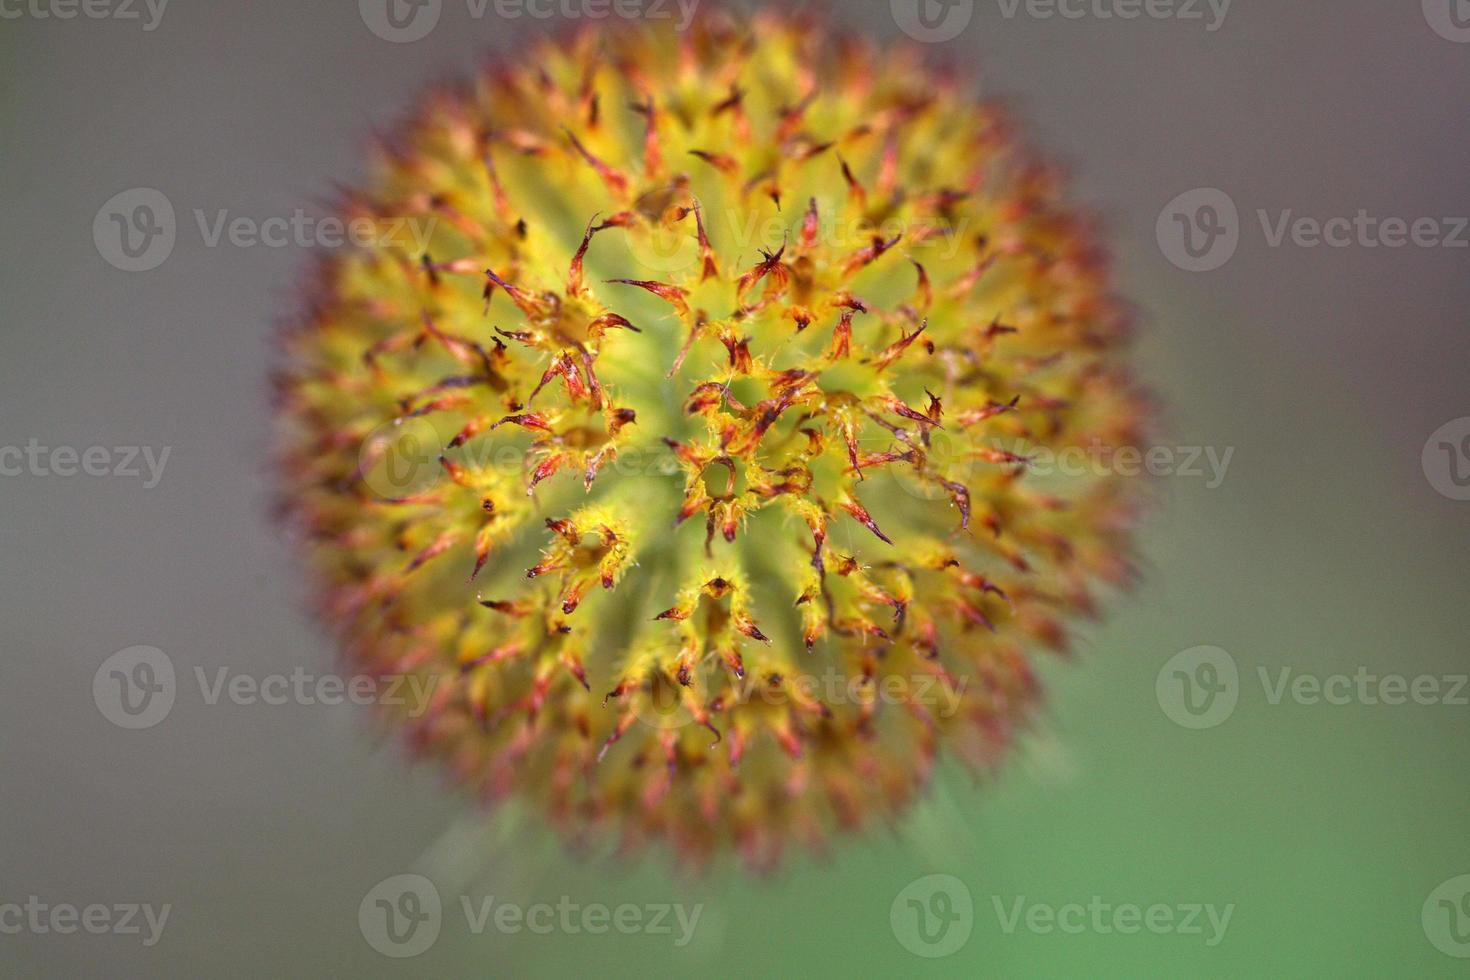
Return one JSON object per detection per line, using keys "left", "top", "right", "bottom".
{"left": 1156, "top": 188, "right": 1239, "bottom": 273}
{"left": 93, "top": 646, "right": 176, "bottom": 729}
{"left": 891, "top": 0, "right": 975, "bottom": 43}
{"left": 93, "top": 188, "right": 176, "bottom": 272}
{"left": 1423, "top": 875, "right": 1470, "bottom": 957}
{"left": 890, "top": 874, "right": 973, "bottom": 957}
{"left": 359, "top": 0, "right": 441, "bottom": 42}
{"left": 359, "top": 417, "right": 445, "bottom": 499}
{"left": 1424, "top": 0, "right": 1470, "bottom": 43}
{"left": 1422, "top": 417, "right": 1470, "bottom": 501}
{"left": 629, "top": 671, "right": 697, "bottom": 734}
{"left": 360, "top": 874, "right": 442, "bottom": 958}
{"left": 890, "top": 428, "right": 974, "bottom": 503}
{"left": 1156, "top": 645, "right": 1238, "bottom": 729}
{"left": 629, "top": 217, "right": 704, "bottom": 276}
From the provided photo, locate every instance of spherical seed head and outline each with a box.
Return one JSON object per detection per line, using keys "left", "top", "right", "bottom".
{"left": 275, "top": 10, "right": 1152, "bottom": 870}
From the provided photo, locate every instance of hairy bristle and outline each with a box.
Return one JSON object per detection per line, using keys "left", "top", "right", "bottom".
{"left": 274, "top": 9, "right": 1152, "bottom": 871}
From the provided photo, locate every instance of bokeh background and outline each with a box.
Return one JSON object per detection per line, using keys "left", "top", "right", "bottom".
{"left": 2, "top": 0, "right": 1468, "bottom": 975}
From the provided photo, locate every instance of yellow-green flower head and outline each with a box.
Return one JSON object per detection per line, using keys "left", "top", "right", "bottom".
{"left": 275, "top": 8, "right": 1151, "bottom": 870}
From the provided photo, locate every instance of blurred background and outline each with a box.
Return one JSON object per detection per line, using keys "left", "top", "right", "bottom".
{"left": 2, "top": 0, "right": 1468, "bottom": 975}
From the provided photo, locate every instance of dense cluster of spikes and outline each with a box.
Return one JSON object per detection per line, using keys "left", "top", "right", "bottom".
{"left": 274, "top": 9, "right": 1152, "bottom": 870}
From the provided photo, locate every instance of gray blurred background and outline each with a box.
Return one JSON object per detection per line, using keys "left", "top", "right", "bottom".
{"left": 2, "top": 0, "right": 1468, "bottom": 976}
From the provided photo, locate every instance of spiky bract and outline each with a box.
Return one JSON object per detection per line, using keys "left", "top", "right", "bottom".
{"left": 275, "top": 10, "right": 1151, "bottom": 870}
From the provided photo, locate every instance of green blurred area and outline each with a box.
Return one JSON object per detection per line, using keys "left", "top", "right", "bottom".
{"left": 420, "top": 308, "right": 1470, "bottom": 979}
